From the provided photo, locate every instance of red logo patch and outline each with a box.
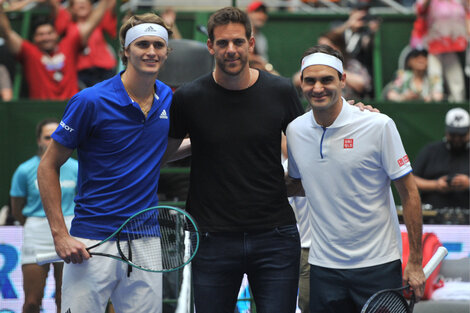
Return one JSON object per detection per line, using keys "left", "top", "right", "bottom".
{"left": 397, "top": 155, "right": 410, "bottom": 167}
{"left": 344, "top": 139, "right": 354, "bottom": 149}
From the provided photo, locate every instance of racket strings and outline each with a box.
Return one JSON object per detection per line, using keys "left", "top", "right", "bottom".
{"left": 363, "top": 291, "right": 409, "bottom": 313}
{"left": 120, "top": 211, "right": 164, "bottom": 271}
{"left": 117, "top": 208, "right": 198, "bottom": 271}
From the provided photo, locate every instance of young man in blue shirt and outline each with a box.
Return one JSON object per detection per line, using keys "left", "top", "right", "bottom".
{"left": 37, "top": 13, "right": 188, "bottom": 313}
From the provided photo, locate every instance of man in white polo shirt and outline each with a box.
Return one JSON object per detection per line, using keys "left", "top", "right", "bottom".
{"left": 286, "top": 44, "right": 426, "bottom": 313}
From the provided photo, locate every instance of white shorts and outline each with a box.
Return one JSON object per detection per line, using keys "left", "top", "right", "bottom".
{"left": 61, "top": 237, "right": 163, "bottom": 313}
{"left": 22, "top": 215, "right": 73, "bottom": 265}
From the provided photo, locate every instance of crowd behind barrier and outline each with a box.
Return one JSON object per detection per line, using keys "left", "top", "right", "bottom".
{"left": 1, "top": 6, "right": 469, "bottom": 101}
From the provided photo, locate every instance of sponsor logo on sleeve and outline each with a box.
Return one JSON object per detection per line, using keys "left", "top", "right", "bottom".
{"left": 397, "top": 154, "right": 410, "bottom": 167}
{"left": 60, "top": 121, "right": 74, "bottom": 132}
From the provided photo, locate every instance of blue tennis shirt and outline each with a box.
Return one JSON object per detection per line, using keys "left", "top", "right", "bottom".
{"left": 52, "top": 73, "right": 172, "bottom": 240}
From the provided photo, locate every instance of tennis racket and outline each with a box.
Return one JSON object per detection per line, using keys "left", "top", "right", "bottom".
{"left": 36, "top": 205, "right": 200, "bottom": 273}
{"left": 361, "top": 246, "right": 448, "bottom": 313}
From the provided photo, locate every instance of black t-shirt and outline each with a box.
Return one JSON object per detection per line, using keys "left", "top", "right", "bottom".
{"left": 413, "top": 141, "right": 469, "bottom": 209}
{"left": 170, "top": 71, "right": 304, "bottom": 232}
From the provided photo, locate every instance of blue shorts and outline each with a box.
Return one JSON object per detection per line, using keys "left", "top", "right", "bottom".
{"left": 310, "top": 259, "right": 402, "bottom": 313}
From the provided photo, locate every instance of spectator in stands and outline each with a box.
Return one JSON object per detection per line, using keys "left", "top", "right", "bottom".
{"left": 10, "top": 118, "right": 77, "bottom": 313}
{"left": 329, "top": 0, "right": 380, "bottom": 78}
{"left": 416, "top": 0, "right": 468, "bottom": 102}
{"left": 247, "top": 1, "right": 273, "bottom": 72}
{"left": 384, "top": 48, "right": 443, "bottom": 102}
{"left": 161, "top": 7, "right": 182, "bottom": 39}
{"left": 413, "top": 108, "right": 469, "bottom": 210}
{"left": 293, "top": 30, "right": 372, "bottom": 101}
{"left": 0, "top": 0, "right": 111, "bottom": 100}
{"left": 51, "top": 0, "right": 117, "bottom": 88}
{"left": 0, "top": 63, "right": 12, "bottom": 101}
{"left": 318, "top": 31, "right": 371, "bottom": 100}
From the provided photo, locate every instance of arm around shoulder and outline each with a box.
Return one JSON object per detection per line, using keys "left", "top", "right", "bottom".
{"left": 161, "top": 137, "right": 190, "bottom": 166}
{"left": 286, "top": 177, "right": 305, "bottom": 197}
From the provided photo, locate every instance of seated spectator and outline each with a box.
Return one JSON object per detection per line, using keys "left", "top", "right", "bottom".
{"left": 0, "top": 0, "right": 110, "bottom": 100}
{"left": 246, "top": 0, "right": 277, "bottom": 74}
{"left": 329, "top": 0, "right": 380, "bottom": 76}
{"left": 384, "top": 48, "right": 443, "bottom": 102}
{"left": 0, "top": 63, "right": 12, "bottom": 101}
{"left": 318, "top": 30, "right": 371, "bottom": 100}
{"left": 413, "top": 108, "right": 469, "bottom": 210}
{"left": 247, "top": 1, "right": 269, "bottom": 62}
{"left": 52, "top": 0, "right": 117, "bottom": 88}
{"left": 292, "top": 30, "right": 372, "bottom": 101}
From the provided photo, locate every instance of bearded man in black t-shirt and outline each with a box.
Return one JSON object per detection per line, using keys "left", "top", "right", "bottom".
{"left": 165, "top": 7, "right": 303, "bottom": 313}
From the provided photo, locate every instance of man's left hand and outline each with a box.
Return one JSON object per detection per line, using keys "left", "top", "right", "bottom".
{"left": 348, "top": 99, "right": 380, "bottom": 112}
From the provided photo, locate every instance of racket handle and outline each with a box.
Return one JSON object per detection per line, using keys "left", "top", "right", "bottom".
{"left": 36, "top": 252, "right": 63, "bottom": 265}
{"left": 423, "top": 246, "right": 448, "bottom": 279}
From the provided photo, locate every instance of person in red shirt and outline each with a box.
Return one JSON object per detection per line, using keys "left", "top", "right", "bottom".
{"left": 0, "top": 0, "right": 111, "bottom": 100}
{"left": 52, "top": 0, "right": 117, "bottom": 88}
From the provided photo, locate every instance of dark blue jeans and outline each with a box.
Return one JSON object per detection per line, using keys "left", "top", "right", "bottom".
{"left": 309, "top": 260, "right": 403, "bottom": 313}
{"left": 192, "top": 225, "right": 301, "bottom": 313}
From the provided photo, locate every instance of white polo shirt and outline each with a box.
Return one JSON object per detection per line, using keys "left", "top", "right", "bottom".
{"left": 286, "top": 98, "right": 411, "bottom": 269}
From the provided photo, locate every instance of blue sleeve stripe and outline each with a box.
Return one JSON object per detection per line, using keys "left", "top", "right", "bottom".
{"left": 391, "top": 169, "right": 413, "bottom": 181}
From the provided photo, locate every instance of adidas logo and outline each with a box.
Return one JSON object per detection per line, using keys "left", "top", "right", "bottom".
{"left": 65, "top": 309, "right": 71, "bottom": 313}
{"left": 159, "top": 110, "right": 168, "bottom": 119}
{"left": 145, "top": 26, "right": 156, "bottom": 32}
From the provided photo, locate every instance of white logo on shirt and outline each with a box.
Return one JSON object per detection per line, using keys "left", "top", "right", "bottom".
{"left": 159, "top": 110, "right": 168, "bottom": 119}
{"left": 60, "top": 121, "right": 74, "bottom": 132}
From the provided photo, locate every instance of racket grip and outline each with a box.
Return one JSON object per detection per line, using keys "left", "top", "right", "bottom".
{"left": 36, "top": 252, "right": 63, "bottom": 265}
{"left": 423, "top": 246, "right": 448, "bottom": 279}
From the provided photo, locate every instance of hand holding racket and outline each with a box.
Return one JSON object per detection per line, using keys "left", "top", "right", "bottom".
{"left": 36, "top": 205, "right": 200, "bottom": 272}
{"left": 361, "top": 246, "right": 448, "bottom": 313}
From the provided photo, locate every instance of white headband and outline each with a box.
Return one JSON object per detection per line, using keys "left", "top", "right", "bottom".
{"left": 300, "top": 52, "right": 343, "bottom": 74}
{"left": 124, "top": 23, "right": 169, "bottom": 48}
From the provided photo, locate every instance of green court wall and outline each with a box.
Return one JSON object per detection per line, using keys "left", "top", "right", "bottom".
{"left": 0, "top": 100, "right": 463, "bottom": 207}
{"left": 1, "top": 10, "right": 465, "bottom": 207}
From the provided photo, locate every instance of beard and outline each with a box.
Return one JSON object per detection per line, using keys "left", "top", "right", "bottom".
{"left": 216, "top": 56, "right": 248, "bottom": 77}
